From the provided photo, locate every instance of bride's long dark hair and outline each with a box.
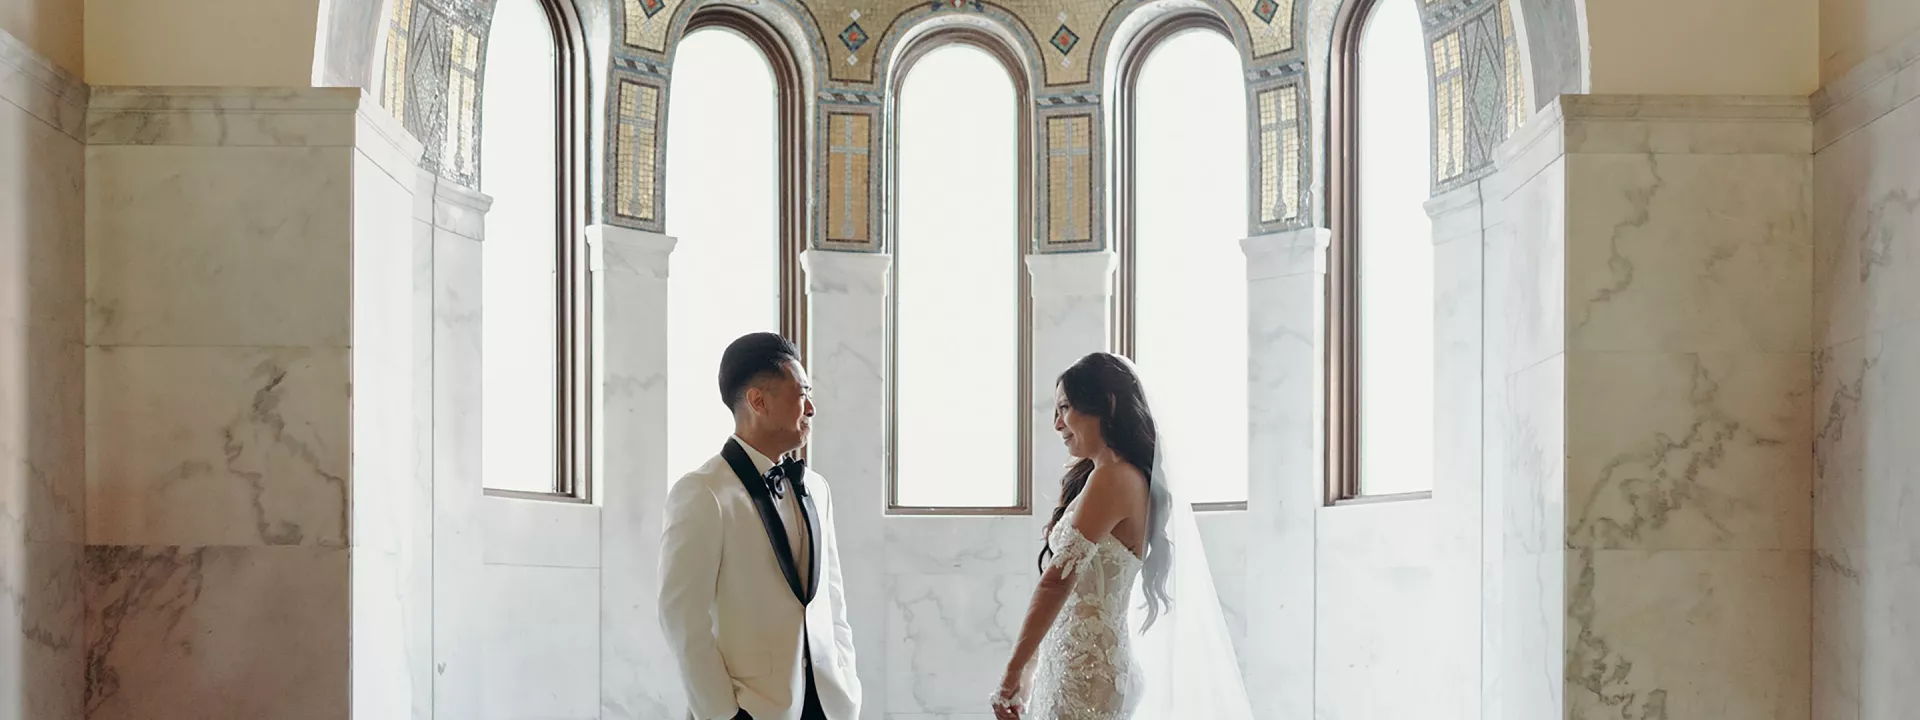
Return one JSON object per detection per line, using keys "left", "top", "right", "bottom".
{"left": 1038, "top": 352, "right": 1173, "bottom": 629}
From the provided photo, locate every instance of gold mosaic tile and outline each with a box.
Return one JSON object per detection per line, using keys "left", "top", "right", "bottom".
{"left": 615, "top": 80, "right": 661, "bottom": 222}
{"left": 1236, "top": 0, "right": 1292, "bottom": 59}
{"left": 1256, "top": 85, "right": 1299, "bottom": 225}
{"left": 1045, "top": 114, "right": 1093, "bottom": 243}
{"left": 826, "top": 113, "right": 873, "bottom": 243}
{"left": 445, "top": 25, "right": 482, "bottom": 181}
{"left": 383, "top": 0, "right": 415, "bottom": 121}
{"left": 626, "top": 0, "right": 685, "bottom": 51}
{"left": 1499, "top": 0, "right": 1527, "bottom": 134}
{"left": 1430, "top": 29, "right": 1465, "bottom": 183}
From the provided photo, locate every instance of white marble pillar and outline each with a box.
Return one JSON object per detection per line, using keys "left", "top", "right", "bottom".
{"left": 1557, "top": 96, "right": 1812, "bottom": 720}
{"left": 799, "top": 249, "right": 890, "bottom": 720}
{"left": 1429, "top": 182, "right": 1486, "bottom": 720}
{"left": 1811, "top": 28, "right": 1920, "bottom": 720}
{"left": 1025, "top": 252, "right": 1116, "bottom": 513}
{"left": 0, "top": 27, "right": 86, "bottom": 720}
{"left": 1239, "top": 228, "right": 1324, "bottom": 720}
{"left": 594, "top": 226, "right": 681, "bottom": 720}
{"left": 82, "top": 87, "right": 428, "bottom": 719}
{"left": 418, "top": 170, "right": 491, "bottom": 720}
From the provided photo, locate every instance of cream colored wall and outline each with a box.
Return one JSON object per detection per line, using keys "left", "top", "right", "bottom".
{"left": 1, "top": 0, "right": 83, "bottom": 74}
{"left": 1822, "top": 0, "right": 1920, "bottom": 84}
{"left": 83, "top": 0, "right": 316, "bottom": 86}
{"left": 1587, "top": 0, "right": 1819, "bottom": 96}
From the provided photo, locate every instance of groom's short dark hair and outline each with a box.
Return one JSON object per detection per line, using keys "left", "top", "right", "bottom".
{"left": 718, "top": 332, "right": 802, "bottom": 411}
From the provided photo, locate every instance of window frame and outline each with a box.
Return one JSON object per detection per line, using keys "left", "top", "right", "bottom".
{"left": 883, "top": 28, "right": 1035, "bottom": 516}
{"left": 1325, "top": 0, "right": 1433, "bottom": 506}
{"left": 1111, "top": 13, "right": 1249, "bottom": 513}
{"left": 664, "top": 8, "right": 812, "bottom": 459}
{"left": 482, "top": 0, "right": 593, "bottom": 503}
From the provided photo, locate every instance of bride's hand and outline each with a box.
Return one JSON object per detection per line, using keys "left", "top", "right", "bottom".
{"left": 990, "top": 670, "right": 1025, "bottom": 720}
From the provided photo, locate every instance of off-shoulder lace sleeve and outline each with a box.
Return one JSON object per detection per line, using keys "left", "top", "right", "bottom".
{"left": 1047, "top": 524, "right": 1103, "bottom": 580}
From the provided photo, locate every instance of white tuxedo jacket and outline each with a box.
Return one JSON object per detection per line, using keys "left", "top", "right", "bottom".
{"left": 658, "top": 444, "right": 861, "bottom": 720}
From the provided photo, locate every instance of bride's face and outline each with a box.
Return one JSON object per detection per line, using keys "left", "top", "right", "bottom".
{"left": 1053, "top": 385, "right": 1105, "bottom": 459}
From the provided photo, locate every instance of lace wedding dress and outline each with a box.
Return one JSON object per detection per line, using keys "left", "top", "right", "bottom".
{"left": 1024, "top": 497, "right": 1146, "bottom": 720}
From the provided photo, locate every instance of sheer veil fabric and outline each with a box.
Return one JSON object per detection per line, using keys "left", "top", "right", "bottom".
{"left": 1126, "top": 360, "right": 1255, "bottom": 719}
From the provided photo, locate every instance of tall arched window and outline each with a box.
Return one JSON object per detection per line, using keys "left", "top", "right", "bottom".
{"left": 1113, "top": 17, "right": 1249, "bottom": 510}
{"left": 480, "top": 0, "right": 588, "bottom": 498}
{"left": 665, "top": 11, "right": 807, "bottom": 480}
{"left": 1328, "top": 0, "right": 1435, "bottom": 502}
{"left": 887, "top": 32, "right": 1031, "bottom": 513}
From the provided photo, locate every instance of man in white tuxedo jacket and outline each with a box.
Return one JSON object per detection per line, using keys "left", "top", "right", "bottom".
{"left": 659, "top": 332, "right": 861, "bottom": 720}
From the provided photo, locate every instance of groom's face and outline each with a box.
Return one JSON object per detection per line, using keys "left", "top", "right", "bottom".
{"left": 752, "top": 360, "right": 814, "bottom": 453}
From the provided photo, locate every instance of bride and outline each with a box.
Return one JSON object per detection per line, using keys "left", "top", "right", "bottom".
{"left": 991, "top": 352, "right": 1256, "bottom": 720}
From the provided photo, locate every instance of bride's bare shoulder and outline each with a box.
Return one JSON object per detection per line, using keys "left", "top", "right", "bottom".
{"left": 1084, "top": 462, "right": 1149, "bottom": 501}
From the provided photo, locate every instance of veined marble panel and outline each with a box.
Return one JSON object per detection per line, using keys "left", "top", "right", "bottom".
{"left": 1567, "top": 351, "right": 1812, "bottom": 551}
{"left": 885, "top": 573, "right": 1032, "bottom": 715}
{"left": 1560, "top": 95, "right": 1812, "bottom": 156}
{"left": 1565, "top": 548, "right": 1811, "bottom": 720}
{"left": 433, "top": 219, "right": 487, "bottom": 719}
{"left": 884, "top": 517, "right": 1040, "bottom": 576}
{"left": 1565, "top": 152, "right": 1811, "bottom": 354}
{"left": 86, "top": 87, "right": 365, "bottom": 148}
{"left": 1, "top": 77, "right": 84, "bottom": 547}
{"left": 85, "top": 346, "right": 349, "bottom": 547}
{"left": 86, "top": 145, "right": 354, "bottom": 348}
{"left": 83, "top": 545, "right": 350, "bottom": 720}
{"left": 1315, "top": 502, "right": 1442, "bottom": 720}
{"left": 1813, "top": 96, "right": 1920, "bottom": 349}
{"left": 482, "top": 564, "right": 600, "bottom": 720}
{"left": 0, "top": 539, "right": 83, "bottom": 720}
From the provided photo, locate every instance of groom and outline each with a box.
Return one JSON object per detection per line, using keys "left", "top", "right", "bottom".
{"left": 659, "top": 332, "right": 862, "bottom": 720}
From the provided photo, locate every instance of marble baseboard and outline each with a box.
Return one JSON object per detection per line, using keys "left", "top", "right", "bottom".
{"left": 86, "top": 144, "right": 353, "bottom": 348}
{"left": 1565, "top": 548, "right": 1811, "bottom": 720}
{"left": 85, "top": 345, "right": 349, "bottom": 548}
{"left": 83, "top": 544, "right": 349, "bottom": 720}
{"left": 0, "top": 539, "right": 83, "bottom": 719}
{"left": 1567, "top": 351, "right": 1812, "bottom": 551}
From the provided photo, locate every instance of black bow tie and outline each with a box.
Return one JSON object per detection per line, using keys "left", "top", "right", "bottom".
{"left": 765, "top": 457, "right": 808, "bottom": 499}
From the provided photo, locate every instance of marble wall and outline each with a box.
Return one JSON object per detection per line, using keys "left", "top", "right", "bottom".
{"left": 1482, "top": 93, "right": 1817, "bottom": 720}
{"left": 1811, "top": 25, "right": 1920, "bottom": 720}
{"left": 0, "top": 26, "right": 86, "bottom": 720}
{"left": 81, "top": 87, "right": 428, "bottom": 719}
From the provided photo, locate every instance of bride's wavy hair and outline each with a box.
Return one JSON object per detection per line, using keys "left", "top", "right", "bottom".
{"left": 1039, "top": 352, "right": 1174, "bottom": 629}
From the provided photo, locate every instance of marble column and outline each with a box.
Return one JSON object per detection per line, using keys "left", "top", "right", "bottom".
{"left": 418, "top": 170, "right": 492, "bottom": 719}
{"left": 0, "top": 26, "right": 87, "bottom": 720}
{"left": 595, "top": 225, "right": 682, "bottom": 720}
{"left": 82, "top": 88, "right": 427, "bottom": 719}
{"left": 1238, "top": 228, "right": 1323, "bottom": 720}
{"left": 1485, "top": 94, "right": 1816, "bottom": 720}
{"left": 800, "top": 249, "right": 890, "bottom": 720}
{"left": 1810, "top": 28, "right": 1920, "bottom": 720}
{"left": 1025, "top": 251, "right": 1116, "bottom": 513}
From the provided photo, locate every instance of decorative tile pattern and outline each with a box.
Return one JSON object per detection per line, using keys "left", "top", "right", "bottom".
{"left": 1500, "top": 0, "right": 1527, "bottom": 134}
{"left": 614, "top": 80, "right": 661, "bottom": 224}
{"left": 443, "top": 25, "right": 482, "bottom": 186}
{"left": 381, "top": 0, "right": 417, "bottom": 122}
{"left": 402, "top": 6, "right": 451, "bottom": 177}
{"left": 840, "top": 22, "right": 870, "bottom": 52}
{"left": 1429, "top": 28, "right": 1466, "bottom": 184}
{"left": 826, "top": 112, "right": 873, "bottom": 243}
{"left": 1045, "top": 114, "right": 1093, "bottom": 244}
{"left": 1253, "top": 0, "right": 1280, "bottom": 25}
{"left": 1049, "top": 24, "right": 1080, "bottom": 56}
{"left": 624, "top": 0, "right": 683, "bottom": 51}
{"left": 1256, "top": 83, "right": 1302, "bottom": 226}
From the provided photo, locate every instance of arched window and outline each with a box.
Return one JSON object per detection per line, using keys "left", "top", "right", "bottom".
{"left": 664, "top": 11, "right": 807, "bottom": 480}
{"left": 479, "top": 0, "right": 588, "bottom": 498}
{"left": 887, "top": 32, "right": 1031, "bottom": 513}
{"left": 1328, "top": 0, "right": 1435, "bottom": 502}
{"left": 1113, "top": 17, "right": 1249, "bottom": 510}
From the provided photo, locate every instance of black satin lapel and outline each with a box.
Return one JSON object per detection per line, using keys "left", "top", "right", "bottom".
{"left": 800, "top": 492, "right": 822, "bottom": 604}
{"left": 720, "top": 440, "right": 806, "bottom": 603}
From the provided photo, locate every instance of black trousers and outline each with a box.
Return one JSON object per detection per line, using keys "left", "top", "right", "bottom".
{"left": 733, "top": 638, "right": 825, "bottom": 720}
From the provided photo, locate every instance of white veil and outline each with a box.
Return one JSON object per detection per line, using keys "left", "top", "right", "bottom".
{"left": 1125, "top": 366, "right": 1255, "bottom": 719}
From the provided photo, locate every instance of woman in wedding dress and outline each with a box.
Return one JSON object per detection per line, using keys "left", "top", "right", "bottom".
{"left": 990, "top": 352, "right": 1255, "bottom": 720}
